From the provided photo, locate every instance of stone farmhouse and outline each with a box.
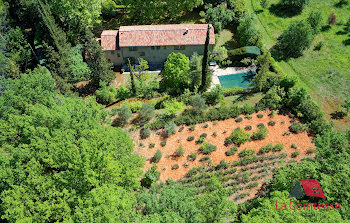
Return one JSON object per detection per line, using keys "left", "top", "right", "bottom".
{"left": 98, "top": 24, "right": 215, "bottom": 66}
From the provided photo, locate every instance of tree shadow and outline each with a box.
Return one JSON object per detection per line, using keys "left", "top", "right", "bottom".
{"left": 334, "top": 0, "right": 349, "bottom": 8}
{"left": 343, "top": 39, "right": 350, "bottom": 46}
{"left": 269, "top": 3, "right": 302, "bottom": 18}
{"left": 254, "top": 9, "right": 264, "bottom": 15}
{"left": 321, "top": 25, "right": 332, "bottom": 32}
{"left": 330, "top": 111, "right": 346, "bottom": 120}
{"left": 336, "top": 30, "right": 348, "bottom": 35}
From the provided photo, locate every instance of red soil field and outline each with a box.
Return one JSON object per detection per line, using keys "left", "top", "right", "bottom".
{"left": 131, "top": 110, "right": 315, "bottom": 182}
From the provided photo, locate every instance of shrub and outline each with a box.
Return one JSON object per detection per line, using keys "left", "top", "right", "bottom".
{"left": 213, "top": 121, "right": 218, "bottom": 125}
{"left": 140, "top": 128, "right": 151, "bottom": 139}
{"left": 257, "top": 113, "right": 263, "bottom": 118}
{"left": 307, "top": 148, "right": 315, "bottom": 154}
{"left": 139, "top": 142, "right": 144, "bottom": 147}
{"left": 257, "top": 123, "right": 265, "bottom": 128}
{"left": 281, "top": 121, "right": 285, "bottom": 124}
{"left": 183, "top": 163, "right": 189, "bottom": 168}
{"left": 213, "top": 131, "right": 217, "bottom": 136}
{"left": 228, "top": 128, "right": 250, "bottom": 145}
{"left": 203, "top": 124, "right": 209, "bottom": 128}
{"left": 189, "top": 125, "right": 195, "bottom": 131}
{"left": 242, "top": 104, "right": 255, "bottom": 115}
{"left": 273, "top": 143, "right": 284, "bottom": 152}
{"left": 178, "top": 126, "right": 184, "bottom": 132}
{"left": 284, "top": 131, "right": 291, "bottom": 136}
{"left": 200, "top": 156, "right": 211, "bottom": 163}
{"left": 226, "top": 146, "right": 238, "bottom": 156}
{"left": 245, "top": 125, "right": 252, "bottom": 130}
{"left": 223, "top": 86, "right": 244, "bottom": 96}
{"left": 199, "top": 142, "right": 217, "bottom": 154}
{"left": 139, "top": 103, "right": 155, "bottom": 122}
{"left": 251, "top": 126, "right": 268, "bottom": 140}
{"left": 196, "top": 137, "right": 205, "bottom": 144}
{"left": 187, "top": 152, "right": 197, "bottom": 161}
{"left": 152, "top": 149, "right": 162, "bottom": 163}
{"left": 245, "top": 115, "right": 252, "bottom": 120}
{"left": 268, "top": 120, "right": 276, "bottom": 126}
{"left": 149, "top": 143, "right": 155, "bottom": 148}
{"left": 160, "top": 140, "right": 167, "bottom": 147}
{"left": 190, "top": 94, "right": 208, "bottom": 113}
{"left": 246, "top": 181, "right": 259, "bottom": 189}
{"left": 289, "top": 123, "right": 308, "bottom": 133}
{"left": 200, "top": 4, "right": 235, "bottom": 32}
{"left": 291, "top": 144, "right": 298, "bottom": 149}
{"left": 235, "top": 117, "right": 243, "bottom": 123}
{"left": 260, "top": 144, "right": 274, "bottom": 154}
{"left": 115, "top": 104, "right": 132, "bottom": 125}
{"left": 291, "top": 150, "right": 300, "bottom": 158}
{"left": 172, "top": 164, "right": 180, "bottom": 169}
{"left": 216, "top": 160, "right": 229, "bottom": 170}
{"left": 176, "top": 146, "right": 185, "bottom": 157}
{"left": 95, "top": 84, "right": 117, "bottom": 104}
{"left": 269, "top": 110, "right": 276, "bottom": 117}
{"left": 200, "top": 133, "right": 208, "bottom": 138}
{"left": 128, "top": 101, "right": 143, "bottom": 113}
{"left": 187, "top": 136, "right": 195, "bottom": 141}
{"left": 239, "top": 149, "right": 255, "bottom": 158}
{"left": 165, "top": 121, "right": 177, "bottom": 136}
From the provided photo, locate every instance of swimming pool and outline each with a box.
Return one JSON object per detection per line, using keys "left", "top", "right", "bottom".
{"left": 218, "top": 71, "right": 255, "bottom": 88}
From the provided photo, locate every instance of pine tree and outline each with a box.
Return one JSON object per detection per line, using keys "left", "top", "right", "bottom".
{"left": 200, "top": 25, "right": 211, "bottom": 92}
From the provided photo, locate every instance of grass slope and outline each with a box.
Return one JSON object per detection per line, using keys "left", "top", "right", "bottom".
{"left": 245, "top": 0, "right": 350, "bottom": 130}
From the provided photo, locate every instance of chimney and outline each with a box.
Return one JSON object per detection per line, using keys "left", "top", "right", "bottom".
{"left": 184, "top": 28, "right": 189, "bottom": 35}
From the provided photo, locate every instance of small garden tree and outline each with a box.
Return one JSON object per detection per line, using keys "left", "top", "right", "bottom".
{"left": 199, "top": 4, "right": 235, "bottom": 32}
{"left": 152, "top": 149, "right": 162, "bottom": 163}
{"left": 139, "top": 103, "right": 155, "bottom": 122}
{"left": 307, "top": 11, "right": 323, "bottom": 34}
{"left": 165, "top": 121, "right": 177, "bottom": 137}
{"left": 281, "top": 0, "right": 309, "bottom": 11}
{"left": 116, "top": 103, "right": 132, "bottom": 126}
{"left": 229, "top": 128, "right": 250, "bottom": 145}
{"left": 275, "top": 20, "right": 314, "bottom": 58}
{"left": 161, "top": 52, "right": 191, "bottom": 95}
{"left": 141, "top": 164, "right": 160, "bottom": 187}
{"left": 237, "top": 13, "right": 261, "bottom": 46}
{"left": 190, "top": 94, "right": 208, "bottom": 113}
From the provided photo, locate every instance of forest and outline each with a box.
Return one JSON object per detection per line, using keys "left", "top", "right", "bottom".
{"left": 0, "top": 0, "right": 349, "bottom": 222}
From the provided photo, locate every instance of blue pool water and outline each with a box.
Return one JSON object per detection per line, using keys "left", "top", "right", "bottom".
{"left": 218, "top": 71, "right": 255, "bottom": 88}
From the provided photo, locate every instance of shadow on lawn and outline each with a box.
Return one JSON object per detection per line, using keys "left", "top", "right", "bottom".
{"left": 269, "top": 3, "right": 303, "bottom": 18}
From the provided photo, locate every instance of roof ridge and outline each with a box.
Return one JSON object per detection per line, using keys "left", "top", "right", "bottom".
{"left": 120, "top": 28, "right": 208, "bottom": 32}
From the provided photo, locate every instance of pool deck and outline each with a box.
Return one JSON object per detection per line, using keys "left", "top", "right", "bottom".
{"left": 210, "top": 65, "right": 256, "bottom": 90}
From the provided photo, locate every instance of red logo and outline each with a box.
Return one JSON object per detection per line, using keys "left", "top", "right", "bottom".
{"left": 300, "top": 179, "right": 326, "bottom": 199}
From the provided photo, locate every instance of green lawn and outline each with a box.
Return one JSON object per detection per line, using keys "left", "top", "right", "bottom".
{"left": 245, "top": 0, "right": 350, "bottom": 131}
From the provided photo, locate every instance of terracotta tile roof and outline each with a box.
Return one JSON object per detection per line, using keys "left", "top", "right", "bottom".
{"left": 101, "top": 30, "right": 119, "bottom": 50}
{"left": 118, "top": 24, "right": 215, "bottom": 47}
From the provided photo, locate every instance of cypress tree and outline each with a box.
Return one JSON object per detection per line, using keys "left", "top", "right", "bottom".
{"left": 200, "top": 25, "right": 211, "bottom": 92}
{"left": 128, "top": 58, "right": 136, "bottom": 95}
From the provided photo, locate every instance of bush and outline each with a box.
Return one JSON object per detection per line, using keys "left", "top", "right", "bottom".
{"left": 140, "top": 128, "right": 151, "bottom": 139}
{"left": 213, "top": 121, "right": 218, "bottom": 125}
{"left": 139, "top": 103, "right": 155, "bottom": 122}
{"left": 187, "top": 152, "right": 197, "bottom": 161}
{"left": 273, "top": 143, "right": 284, "bottom": 152}
{"left": 291, "top": 151, "right": 300, "bottom": 158}
{"left": 176, "top": 146, "right": 184, "bottom": 157}
{"left": 149, "top": 143, "right": 155, "bottom": 148}
{"left": 203, "top": 124, "right": 209, "bottom": 128}
{"left": 260, "top": 144, "right": 274, "bottom": 154}
{"left": 183, "top": 163, "right": 189, "bottom": 168}
{"left": 269, "top": 110, "right": 276, "bottom": 117}
{"left": 228, "top": 128, "right": 250, "bottom": 145}
{"left": 223, "top": 87, "right": 244, "bottom": 96}
{"left": 199, "top": 142, "right": 217, "bottom": 154}
{"left": 239, "top": 149, "right": 255, "bottom": 158}
{"left": 251, "top": 126, "right": 268, "bottom": 140}
{"left": 257, "top": 123, "right": 265, "bottom": 128}
{"left": 200, "top": 156, "right": 212, "bottom": 163}
{"left": 190, "top": 95, "right": 208, "bottom": 113}
{"left": 281, "top": 121, "right": 285, "bottom": 124}
{"left": 152, "top": 149, "right": 162, "bottom": 163}
{"left": 268, "top": 120, "right": 276, "bottom": 126}
{"left": 128, "top": 101, "right": 143, "bottom": 113}
{"left": 213, "top": 131, "right": 217, "bottom": 136}
{"left": 246, "top": 181, "right": 259, "bottom": 189}
{"left": 115, "top": 103, "right": 132, "bottom": 125}
{"left": 139, "top": 142, "right": 144, "bottom": 147}
{"left": 284, "top": 131, "right": 291, "bottom": 136}
{"left": 196, "top": 137, "right": 205, "bottom": 144}
{"left": 200, "top": 4, "right": 235, "bottom": 32}
{"left": 172, "top": 164, "right": 180, "bottom": 169}
{"left": 216, "top": 160, "right": 229, "bottom": 170}
{"left": 187, "top": 136, "right": 195, "bottom": 141}
{"left": 281, "top": 0, "right": 309, "bottom": 10}
{"left": 291, "top": 144, "right": 298, "bottom": 149}
{"left": 235, "top": 117, "right": 243, "bottom": 122}
{"left": 289, "top": 123, "right": 308, "bottom": 133}
{"left": 226, "top": 146, "right": 238, "bottom": 156}
{"left": 204, "top": 84, "right": 224, "bottom": 105}
{"left": 178, "top": 126, "right": 184, "bottom": 132}
{"left": 160, "top": 140, "right": 167, "bottom": 147}
{"left": 95, "top": 83, "right": 117, "bottom": 105}
{"left": 200, "top": 133, "right": 208, "bottom": 138}
{"left": 189, "top": 125, "right": 195, "bottom": 131}
{"left": 245, "top": 115, "right": 252, "bottom": 120}
{"left": 245, "top": 125, "right": 252, "bottom": 130}
{"left": 257, "top": 113, "right": 263, "bottom": 118}
{"left": 165, "top": 121, "right": 177, "bottom": 136}
{"left": 307, "top": 148, "right": 315, "bottom": 154}
{"left": 237, "top": 12, "right": 261, "bottom": 46}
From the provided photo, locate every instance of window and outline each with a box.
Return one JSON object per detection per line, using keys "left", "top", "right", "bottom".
{"left": 151, "top": 46, "right": 155, "bottom": 50}
{"left": 129, "top": 47, "right": 137, "bottom": 51}
{"left": 174, "top": 45, "right": 185, "bottom": 50}
{"left": 156, "top": 46, "right": 161, "bottom": 50}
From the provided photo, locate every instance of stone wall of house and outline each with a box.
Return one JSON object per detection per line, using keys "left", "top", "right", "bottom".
{"left": 105, "top": 45, "right": 214, "bottom": 66}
